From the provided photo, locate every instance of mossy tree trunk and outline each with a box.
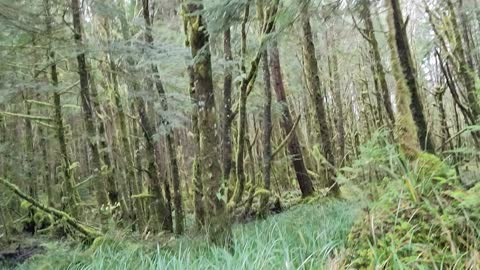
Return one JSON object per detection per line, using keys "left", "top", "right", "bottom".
{"left": 222, "top": 28, "right": 233, "bottom": 187}
{"left": 23, "top": 93, "right": 36, "bottom": 199}
{"left": 45, "top": 0, "right": 78, "bottom": 215}
{"left": 188, "top": 66, "right": 205, "bottom": 228}
{"left": 434, "top": 87, "right": 453, "bottom": 153}
{"left": 231, "top": 0, "right": 279, "bottom": 204}
{"left": 386, "top": 0, "right": 421, "bottom": 157}
{"left": 446, "top": 0, "right": 480, "bottom": 124}
{"left": 183, "top": 1, "right": 232, "bottom": 244}
{"left": 270, "top": 43, "right": 314, "bottom": 198}
{"left": 233, "top": 1, "right": 252, "bottom": 204}
{"left": 359, "top": 0, "right": 395, "bottom": 126}
{"left": 258, "top": 0, "right": 273, "bottom": 215}
{"left": 89, "top": 74, "right": 119, "bottom": 207}
{"left": 327, "top": 38, "right": 346, "bottom": 167}
{"left": 116, "top": 4, "right": 146, "bottom": 230}
{"left": 142, "top": 0, "right": 183, "bottom": 234}
{"left": 387, "top": 0, "right": 435, "bottom": 154}
{"left": 301, "top": 4, "right": 338, "bottom": 195}
{"left": 71, "top": 0, "right": 109, "bottom": 209}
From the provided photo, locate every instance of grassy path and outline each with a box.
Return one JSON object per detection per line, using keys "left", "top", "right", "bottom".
{"left": 18, "top": 200, "right": 360, "bottom": 270}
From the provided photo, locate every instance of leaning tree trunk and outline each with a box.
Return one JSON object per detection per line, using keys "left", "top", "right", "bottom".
{"left": 71, "top": 0, "right": 108, "bottom": 209}
{"left": 137, "top": 97, "right": 171, "bottom": 231}
{"left": 446, "top": 0, "right": 480, "bottom": 124}
{"left": 387, "top": 0, "right": 435, "bottom": 153}
{"left": 301, "top": 6, "right": 338, "bottom": 195}
{"left": 270, "top": 43, "right": 314, "bottom": 198}
{"left": 360, "top": 0, "right": 395, "bottom": 126}
{"left": 232, "top": 0, "right": 279, "bottom": 204}
{"left": 434, "top": 87, "right": 453, "bottom": 153}
{"left": 386, "top": 0, "right": 421, "bottom": 157}
{"left": 89, "top": 74, "right": 119, "bottom": 207}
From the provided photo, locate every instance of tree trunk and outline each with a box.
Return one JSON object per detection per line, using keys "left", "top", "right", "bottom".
{"left": 301, "top": 6, "right": 338, "bottom": 195}
{"left": 386, "top": 0, "right": 422, "bottom": 157}
{"left": 71, "top": 0, "right": 108, "bottom": 208}
{"left": 188, "top": 66, "right": 205, "bottom": 228}
{"left": 137, "top": 98, "right": 171, "bottom": 231}
{"left": 327, "top": 40, "right": 346, "bottom": 167}
{"left": 89, "top": 74, "right": 119, "bottom": 206}
{"left": 233, "top": 1, "right": 251, "bottom": 204}
{"left": 270, "top": 43, "right": 314, "bottom": 197}
{"left": 434, "top": 87, "right": 453, "bottom": 152}
{"left": 46, "top": 0, "right": 78, "bottom": 215}
{"left": 360, "top": 0, "right": 395, "bottom": 126}
{"left": 387, "top": 0, "right": 435, "bottom": 153}
{"left": 184, "top": 2, "right": 231, "bottom": 244}
{"left": 258, "top": 0, "right": 272, "bottom": 215}
{"left": 446, "top": 0, "right": 480, "bottom": 123}
{"left": 23, "top": 94, "right": 36, "bottom": 199}
{"left": 116, "top": 3, "right": 146, "bottom": 230}
{"left": 142, "top": 0, "right": 183, "bottom": 234}
{"left": 222, "top": 28, "right": 233, "bottom": 185}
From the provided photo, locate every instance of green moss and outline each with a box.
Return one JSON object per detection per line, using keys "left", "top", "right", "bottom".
{"left": 33, "top": 212, "right": 53, "bottom": 229}
{"left": 414, "top": 152, "right": 454, "bottom": 180}
{"left": 346, "top": 157, "right": 479, "bottom": 269}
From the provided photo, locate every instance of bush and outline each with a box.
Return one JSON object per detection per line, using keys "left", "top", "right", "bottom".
{"left": 346, "top": 153, "right": 480, "bottom": 269}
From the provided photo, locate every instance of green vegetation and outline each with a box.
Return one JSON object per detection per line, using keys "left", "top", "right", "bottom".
{"left": 17, "top": 200, "right": 359, "bottom": 270}
{"left": 346, "top": 147, "right": 480, "bottom": 269}
{"left": 1, "top": 0, "right": 480, "bottom": 268}
{"left": 348, "top": 175, "right": 479, "bottom": 268}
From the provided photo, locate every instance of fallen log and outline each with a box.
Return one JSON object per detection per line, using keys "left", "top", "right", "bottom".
{"left": 0, "top": 178, "right": 100, "bottom": 242}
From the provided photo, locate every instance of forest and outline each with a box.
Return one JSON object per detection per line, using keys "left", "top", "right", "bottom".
{"left": 0, "top": 0, "right": 479, "bottom": 269}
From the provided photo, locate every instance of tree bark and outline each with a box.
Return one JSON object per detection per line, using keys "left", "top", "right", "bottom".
{"left": 115, "top": 5, "right": 147, "bottom": 230}
{"left": 270, "top": 43, "right": 314, "bottom": 197}
{"left": 360, "top": 0, "right": 395, "bottom": 126}
{"left": 446, "top": 0, "right": 480, "bottom": 123}
{"left": 233, "top": 1, "right": 252, "bottom": 204}
{"left": 301, "top": 6, "right": 338, "bottom": 195}
{"left": 142, "top": 0, "right": 183, "bottom": 234}
{"left": 258, "top": 0, "right": 272, "bottom": 215}
{"left": 46, "top": 0, "right": 78, "bottom": 214}
{"left": 23, "top": 94, "right": 36, "bottom": 199}
{"left": 184, "top": 2, "right": 231, "bottom": 244}
{"left": 387, "top": 0, "right": 435, "bottom": 153}
{"left": 327, "top": 39, "right": 346, "bottom": 167}
{"left": 222, "top": 28, "right": 233, "bottom": 185}
{"left": 188, "top": 65, "right": 205, "bottom": 228}
{"left": 71, "top": 0, "right": 109, "bottom": 208}
{"left": 386, "top": 0, "right": 422, "bottom": 157}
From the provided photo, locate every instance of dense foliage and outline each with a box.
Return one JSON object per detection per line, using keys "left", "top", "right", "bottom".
{"left": 1, "top": 0, "right": 479, "bottom": 268}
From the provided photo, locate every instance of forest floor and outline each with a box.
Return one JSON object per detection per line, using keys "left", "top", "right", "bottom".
{"left": 8, "top": 196, "right": 362, "bottom": 270}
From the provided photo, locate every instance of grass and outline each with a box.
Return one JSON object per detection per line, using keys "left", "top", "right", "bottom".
{"left": 16, "top": 199, "right": 360, "bottom": 270}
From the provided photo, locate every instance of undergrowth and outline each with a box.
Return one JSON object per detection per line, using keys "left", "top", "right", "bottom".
{"left": 344, "top": 140, "right": 480, "bottom": 269}
{"left": 17, "top": 199, "right": 360, "bottom": 270}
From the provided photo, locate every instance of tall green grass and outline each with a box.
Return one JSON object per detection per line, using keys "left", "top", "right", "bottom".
{"left": 18, "top": 200, "right": 359, "bottom": 270}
